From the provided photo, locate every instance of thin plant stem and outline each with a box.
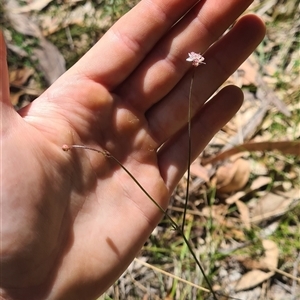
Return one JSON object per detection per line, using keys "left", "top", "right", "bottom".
{"left": 182, "top": 68, "right": 195, "bottom": 232}
{"left": 60, "top": 52, "right": 226, "bottom": 299}
{"left": 62, "top": 144, "right": 219, "bottom": 300}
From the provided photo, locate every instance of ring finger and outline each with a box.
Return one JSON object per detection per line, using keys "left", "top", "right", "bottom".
{"left": 146, "top": 14, "right": 265, "bottom": 147}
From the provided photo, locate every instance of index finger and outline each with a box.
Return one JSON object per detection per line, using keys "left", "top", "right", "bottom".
{"left": 69, "top": 0, "right": 200, "bottom": 88}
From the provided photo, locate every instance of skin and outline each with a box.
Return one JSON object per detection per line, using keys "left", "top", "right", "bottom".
{"left": 0, "top": 0, "right": 265, "bottom": 299}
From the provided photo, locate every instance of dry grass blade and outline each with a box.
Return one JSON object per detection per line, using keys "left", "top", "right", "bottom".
{"left": 134, "top": 258, "right": 211, "bottom": 294}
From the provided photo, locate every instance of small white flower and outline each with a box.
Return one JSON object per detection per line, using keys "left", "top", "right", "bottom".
{"left": 186, "top": 52, "right": 205, "bottom": 67}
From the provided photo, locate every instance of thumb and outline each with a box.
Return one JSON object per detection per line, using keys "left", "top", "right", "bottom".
{"left": 0, "top": 31, "right": 17, "bottom": 131}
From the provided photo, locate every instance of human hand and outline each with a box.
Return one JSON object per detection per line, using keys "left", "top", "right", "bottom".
{"left": 0, "top": 0, "right": 265, "bottom": 299}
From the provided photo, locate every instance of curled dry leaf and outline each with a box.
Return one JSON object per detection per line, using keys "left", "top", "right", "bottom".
{"left": 235, "top": 240, "right": 278, "bottom": 292}
{"left": 235, "top": 270, "right": 274, "bottom": 292}
{"left": 225, "top": 176, "right": 272, "bottom": 205}
{"left": 239, "top": 240, "right": 279, "bottom": 271}
{"left": 214, "top": 157, "right": 250, "bottom": 194}
{"left": 259, "top": 239, "right": 279, "bottom": 271}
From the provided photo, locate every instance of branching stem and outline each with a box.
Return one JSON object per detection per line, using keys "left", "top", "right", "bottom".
{"left": 62, "top": 143, "right": 219, "bottom": 300}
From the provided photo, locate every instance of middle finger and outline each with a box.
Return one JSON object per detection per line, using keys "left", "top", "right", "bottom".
{"left": 116, "top": 0, "right": 254, "bottom": 111}
{"left": 146, "top": 14, "right": 265, "bottom": 146}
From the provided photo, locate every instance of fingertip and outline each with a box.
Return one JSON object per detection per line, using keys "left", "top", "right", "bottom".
{"left": 220, "top": 84, "right": 244, "bottom": 111}
{"left": 158, "top": 84, "right": 245, "bottom": 191}
{"left": 237, "top": 13, "right": 266, "bottom": 43}
{"left": 198, "top": 84, "right": 244, "bottom": 134}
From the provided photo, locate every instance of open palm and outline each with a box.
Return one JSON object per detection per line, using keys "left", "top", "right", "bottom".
{"left": 1, "top": 0, "right": 265, "bottom": 299}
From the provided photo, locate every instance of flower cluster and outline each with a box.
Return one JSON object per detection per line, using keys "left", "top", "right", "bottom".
{"left": 186, "top": 52, "right": 205, "bottom": 67}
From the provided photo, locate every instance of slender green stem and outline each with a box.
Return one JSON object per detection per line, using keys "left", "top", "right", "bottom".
{"left": 111, "top": 152, "right": 219, "bottom": 300}
{"left": 182, "top": 68, "right": 195, "bottom": 232}
{"left": 62, "top": 143, "right": 219, "bottom": 300}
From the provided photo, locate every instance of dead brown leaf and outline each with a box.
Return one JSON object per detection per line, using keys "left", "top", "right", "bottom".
{"left": 250, "top": 192, "right": 298, "bottom": 223}
{"left": 10, "top": 87, "right": 42, "bottom": 106}
{"left": 190, "top": 159, "right": 210, "bottom": 182}
{"left": 225, "top": 176, "right": 272, "bottom": 205}
{"left": 215, "top": 158, "right": 250, "bottom": 194}
{"left": 235, "top": 270, "right": 274, "bottom": 292}
{"left": 238, "top": 240, "right": 279, "bottom": 273}
{"left": 10, "top": 91, "right": 25, "bottom": 106}
{"left": 33, "top": 38, "right": 66, "bottom": 84}
{"left": 5, "top": 0, "right": 66, "bottom": 85}
{"left": 250, "top": 176, "right": 272, "bottom": 191}
{"left": 9, "top": 67, "right": 34, "bottom": 86}
{"left": 9, "top": 67, "right": 41, "bottom": 105}
{"left": 225, "top": 191, "right": 246, "bottom": 205}
{"left": 259, "top": 239, "right": 279, "bottom": 271}
{"left": 225, "top": 228, "right": 246, "bottom": 241}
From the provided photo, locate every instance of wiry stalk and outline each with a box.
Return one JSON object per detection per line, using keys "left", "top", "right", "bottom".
{"left": 62, "top": 143, "right": 219, "bottom": 300}
{"left": 60, "top": 52, "right": 227, "bottom": 299}
{"left": 181, "top": 67, "right": 194, "bottom": 232}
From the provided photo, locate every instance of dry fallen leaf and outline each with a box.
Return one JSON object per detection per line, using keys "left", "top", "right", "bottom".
{"left": 240, "top": 239, "right": 279, "bottom": 271}
{"left": 225, "top": 176, "right": 273, "bottom": 205}
{"left": 10, "top": 87, "right": 42, "bottom": 106}
{"left": 10, "top": 90, "right": 25, "bottom": 106}
{"left": 251, "top": 192, "right": 297, "bottom": 223}
{"left": 235, "top": 270, "right": 274, "bottom": 292}
{"left": 33, "top": 39, "right": 66, "bottom": 84}
{"left": 9, "top": 67, "right": 34, "bottom": 86}
{"left": 259, "top": 239, "right": 279, "bottom": 271}
{"left": 190, "top": 159, "right": 210, "bottom": 182}
{"left": 225, "top": 191, "right": 246, "bottom": 205}
{"left": 9, "top": 67, "right": 42, "bottom": 105}
{"left": 215, "top": 158, "right": 250, "bottom": 194}
{"left": 5, "top": 0, "right": 66, "bottom": 85}
{"left": 249, "top": 176, "right": 272, "bottom": 191}
{"left": 236, "top": 239, "right": 279, "bottom": 295}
